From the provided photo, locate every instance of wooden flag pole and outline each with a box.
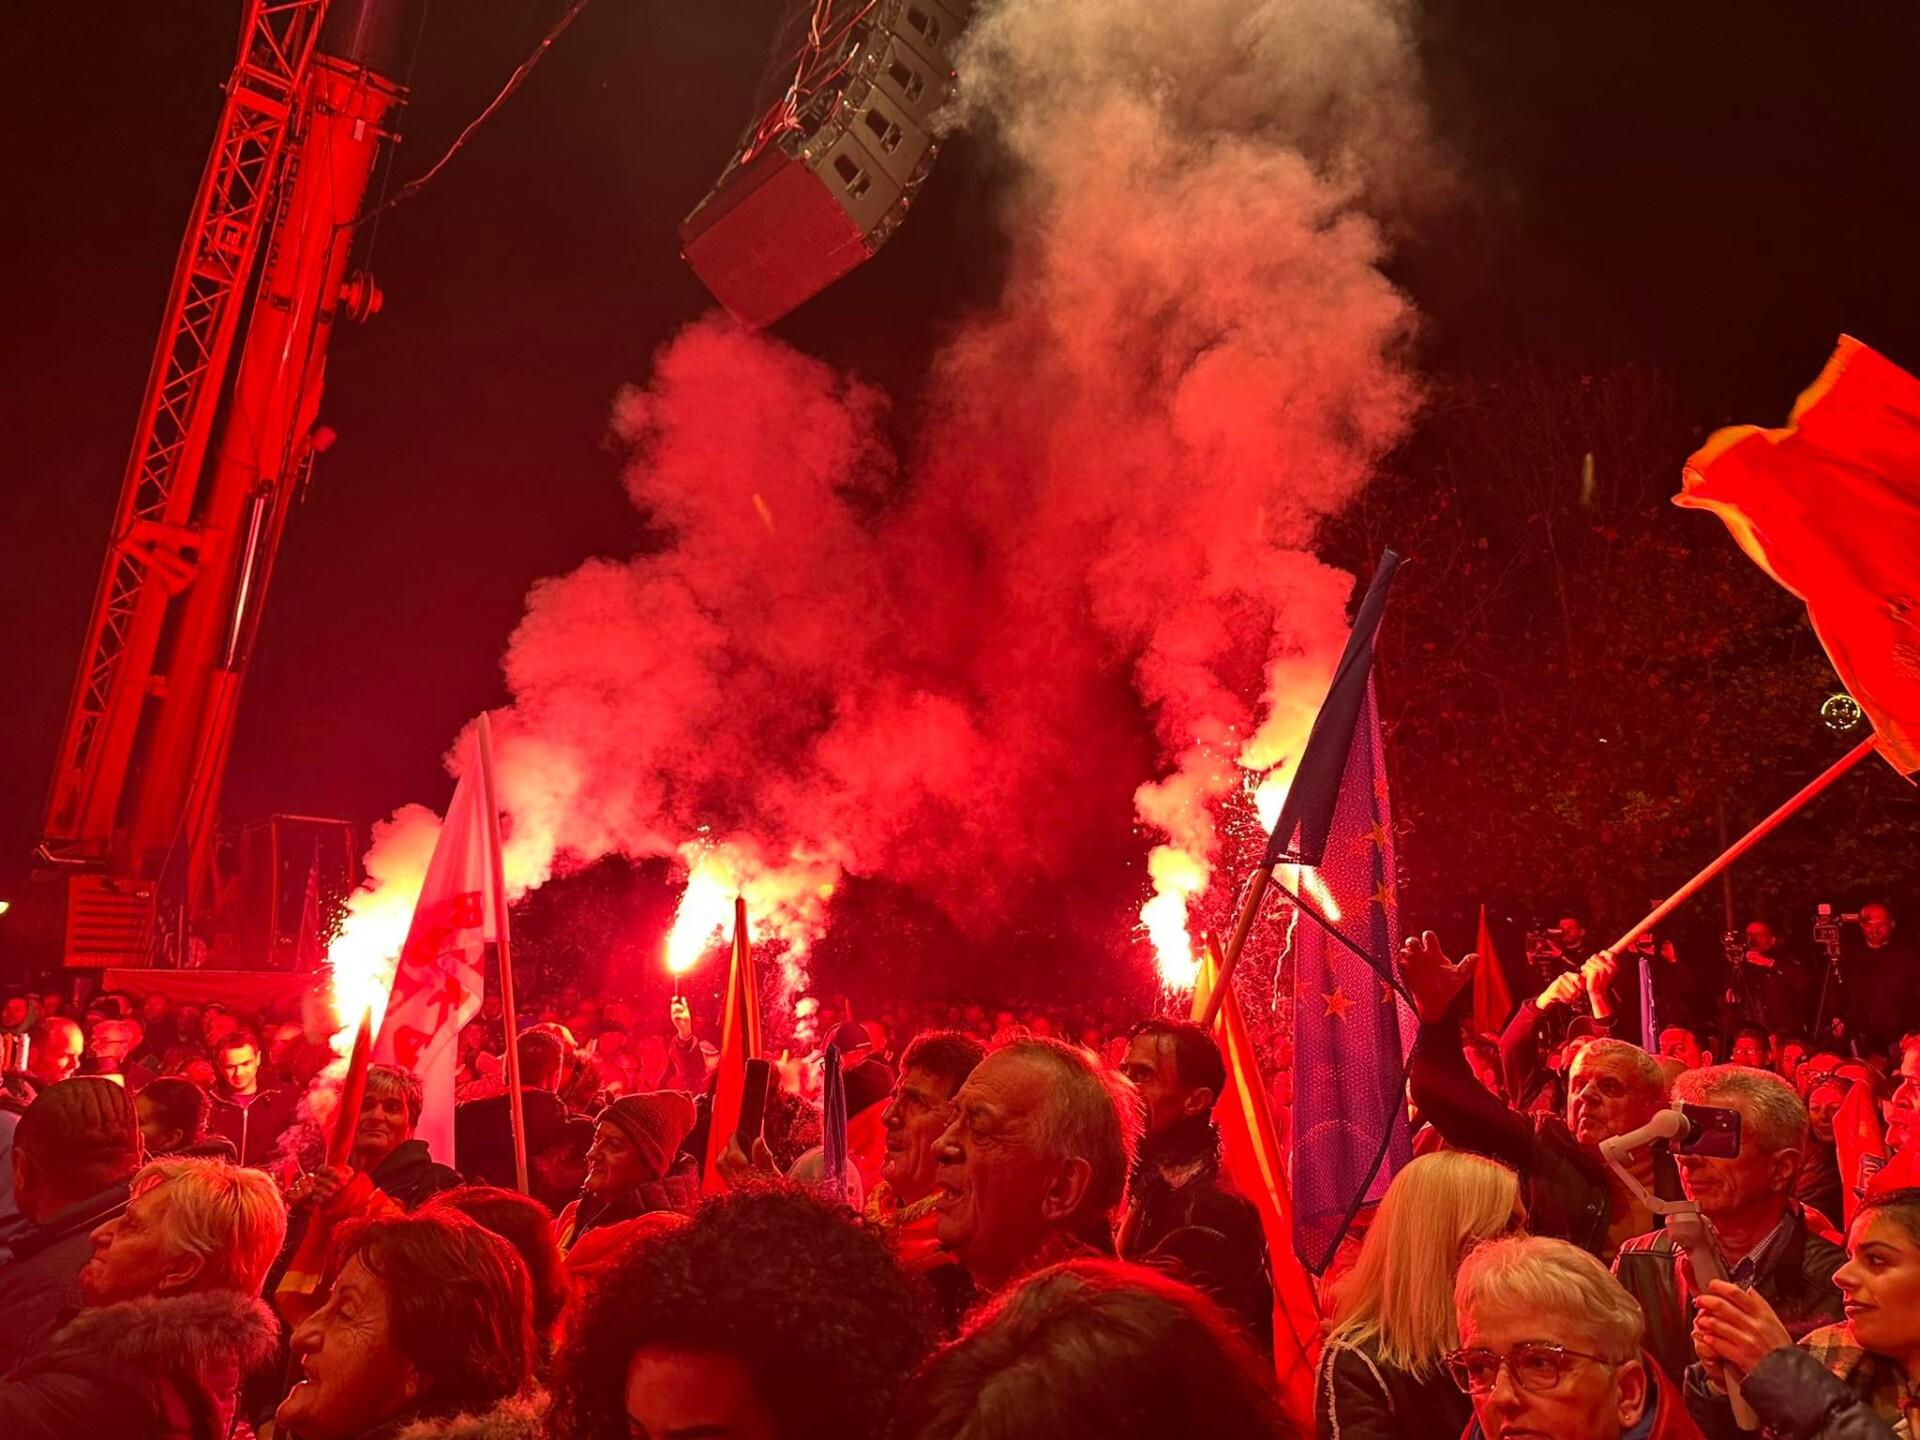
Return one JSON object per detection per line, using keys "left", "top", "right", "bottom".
{"left": 1598, "top": 735, "right": 1876, "bottom": 964}
{"left": 1201, "top": 866, "right": 1276, "bottom": 1030}
{"left": 476, "top": 713, "right": 530, "bottom": 1197}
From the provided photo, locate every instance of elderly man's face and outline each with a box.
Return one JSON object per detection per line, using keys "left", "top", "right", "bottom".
{"left": 933, "top": 1051, "right": 1071, "bottom": 1288}
{"left": 280, "top": 1255, "right": 421, "bottom": 1440}
{"left": 1458, "top": 1299, "right": 1644, "bottom": 1440}
{"left": 1566, "top": 1049, "right": 1660, "bottom": 1146}
{"left": 1675, "top": 1092, "right": 1797, "bottom": 1221}
{"left": 29, "top": 1020, "right": 85, "bottom": 1084}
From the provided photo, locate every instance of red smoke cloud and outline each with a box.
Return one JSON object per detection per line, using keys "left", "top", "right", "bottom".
{"left": 331, "top": 0, "right": 1424, "bottom": 1015}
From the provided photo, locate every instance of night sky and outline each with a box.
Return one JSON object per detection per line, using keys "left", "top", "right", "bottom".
{"left": 5, "top": 3, "right": 1917, "bottom": 891}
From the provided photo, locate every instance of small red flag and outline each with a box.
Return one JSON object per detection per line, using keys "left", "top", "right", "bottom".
{"left": 1193, "top": 941, "right": 1320, "bottom": 1432}
{"left": 1834, "top": 1078, "right": 1889, "bottom": 1230}
{"left": 1471, "top": 903, "right": 1515, "bottom": 1037}
{"left": 702, "top": 896, "right": 763, "bottom": 1196}
{"left": 1677, "top": 336, "right": 1920, "bottom": 774}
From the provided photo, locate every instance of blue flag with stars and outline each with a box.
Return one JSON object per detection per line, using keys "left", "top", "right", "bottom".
{"left": 1265, "top": 552, "right": 1416, "bottom": 1272}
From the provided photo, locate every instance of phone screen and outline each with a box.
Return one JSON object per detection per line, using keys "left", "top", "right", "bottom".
{"left": 1675, "top": 1102, "right": 1742, "bottom": 1158}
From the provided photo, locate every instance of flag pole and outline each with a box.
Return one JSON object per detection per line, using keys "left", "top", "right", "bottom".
{"left": 329, "top": 1009, "right": 375, "bottom": 1168}
{"left": 475, "top": 713, "right": 530, "bottom": 1197}
{"left": 1201, "top": 866, "right": 1275, "bottom": 1029}
{"left": 1598, "top": 735, "right": 1876, "bottom": 964}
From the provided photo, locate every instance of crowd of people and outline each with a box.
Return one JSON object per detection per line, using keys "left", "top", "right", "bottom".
{"left": 0, "top": 898, "right": 1916, "bottom": 1439}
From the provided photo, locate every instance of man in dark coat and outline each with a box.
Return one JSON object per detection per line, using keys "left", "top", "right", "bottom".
{"left": 207, "top": 1029, "right": 301, "bottom": 1166}
{"left": 0, "top": 1154, "right": 288, "bottom": 1440}
{"left": 1612, "top": 1064, "right": 1844, "bottom": 1384}
{"left": 1116, "top": 1018, "right": 1273, "bottom": 1348}
{"left": 455, "top": 1028, "right": 573, "bottom": 1207}
{"left": 0, "top": 1078, "right": 142, "bottom": 1373}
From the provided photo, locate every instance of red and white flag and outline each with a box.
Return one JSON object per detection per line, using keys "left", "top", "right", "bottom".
{"left": 373, "top": 741, "right": 495, "bottom": 1166}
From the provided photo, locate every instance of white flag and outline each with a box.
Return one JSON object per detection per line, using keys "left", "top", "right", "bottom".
{"left": 372, "top": 742, "right": 493, "bottom": 1166}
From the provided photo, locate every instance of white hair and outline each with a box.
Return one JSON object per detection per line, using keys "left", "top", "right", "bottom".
{"left": 999, "top": 1037, "right": 1140, "bottom": 1225}
{"left": 1672, "top": 1064, "right": 1808, "bottom": 1155}
{"left": 130, "top": 1156, "right": 289, "bottom": 1294}
{"left": 1455, "top": 1235, "right": 1644, "bottom": 1360}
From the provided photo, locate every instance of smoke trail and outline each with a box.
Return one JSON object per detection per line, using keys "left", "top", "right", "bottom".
{"left": 328, "top": 0, "right": 1425, "bottom": 1022}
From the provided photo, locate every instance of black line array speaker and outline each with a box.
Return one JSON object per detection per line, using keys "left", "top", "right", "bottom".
{"left": 682, "top": 0, "right": 972, "bottom": 328}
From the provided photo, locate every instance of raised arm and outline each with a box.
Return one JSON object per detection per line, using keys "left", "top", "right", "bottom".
{"left": 1401, "top": 932, "right": 1539, "bottom": 1172}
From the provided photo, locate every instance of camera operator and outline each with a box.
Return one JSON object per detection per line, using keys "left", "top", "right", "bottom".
{"left": 1612, "top": 1065, "right": 1845, "bottom": 1385}
{"left": 1840, "top": 903, "right": 1920, "bottom": 1063}
{"left": 1729, "top": 920, "right": 1810, "bottom": 1040}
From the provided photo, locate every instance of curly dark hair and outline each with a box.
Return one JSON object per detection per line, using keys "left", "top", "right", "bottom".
{"left": 549, "top": 1186, "right": 934, "bottom": 1440}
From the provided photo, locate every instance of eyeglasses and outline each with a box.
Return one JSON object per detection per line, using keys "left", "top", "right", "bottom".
{"left": 1444, "top": 1343, "right": 1618, "bottom": 1395}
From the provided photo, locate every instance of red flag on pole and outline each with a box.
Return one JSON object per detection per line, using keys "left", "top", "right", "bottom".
{"left": 1193, "top": 939, "right": 1319, "bottom": 1433}
{"left": 373, "top": 739, "right": 494, "bottom": 1167}
{"left": 1471, "top": 903, "right": 1514, "bottom": 1036}
{"left": 1834, "top": 1078, "right": 1890, "bottom": 1230}
{"left": 1677, "top": 335, "right": 1920, "bottom": 775}
{"left": 702, "top": 896, "right": 763, "bottom": 1195}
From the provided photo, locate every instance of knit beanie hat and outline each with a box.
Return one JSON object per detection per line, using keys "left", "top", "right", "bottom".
{"left": 17, "top": 1075, "right": 141, "bottom": 1169}
{"left": 599, "top": 1090, "right": 697, "bottom": 1180}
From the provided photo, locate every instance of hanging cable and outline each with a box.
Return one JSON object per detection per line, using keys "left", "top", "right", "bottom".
{"left": 346, "top": 0, "right": 590, "bottom": 231}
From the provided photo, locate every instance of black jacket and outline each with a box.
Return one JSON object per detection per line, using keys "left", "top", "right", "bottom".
{"left": 1686, "top": 1337, "right": 1904, "bottom": 1440}
{"left": 454, "top": 1089, "right": 572, "bottom": 1195}
{"left": 0, "top": 1180, "right": 132, "bottom": 1374}
{"left": 1117, "top": 1117, "right": 1273, "bottom": 1350}
{"left": 1613, "top": 1203, "right": 1845, "bottom": 1384}
{"left": 0, "top": 1289, "right": 280, "bottom": 1440}
{"left": 367, "top": 1138, "right": 462, "bottom": 1212}
{"left": 1315, "top": 1339, "right": 1470, "bottom": 1440}
{"left": 209, "top": 1086, "right": 302, "bottom": 1167}
{"left": 1409, "top": 1018, "right": 1680, "bottom": 1257}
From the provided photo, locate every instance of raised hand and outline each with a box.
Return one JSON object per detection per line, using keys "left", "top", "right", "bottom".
{"left": 1398, "top": 931, "right": 1477, "bottom": 1025}
{"left": 1536, "top": 970, "right": 1585, "bottom": 1010}
{"left": 1581, "top": 952, "right": 1619, "bottom": 1016}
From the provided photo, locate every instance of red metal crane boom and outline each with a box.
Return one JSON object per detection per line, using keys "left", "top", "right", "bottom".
{"left": 41, "top": 0, "right": 417, "bottom": 966}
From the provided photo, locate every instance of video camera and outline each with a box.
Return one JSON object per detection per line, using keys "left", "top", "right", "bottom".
{"left": 1814, "top": 904, "right": 1861, "bottom": 960}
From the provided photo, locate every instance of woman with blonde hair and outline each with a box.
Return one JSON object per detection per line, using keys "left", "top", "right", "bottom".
{"left": 1316, "top": 1150, "right": 1522, "bottom": 1440}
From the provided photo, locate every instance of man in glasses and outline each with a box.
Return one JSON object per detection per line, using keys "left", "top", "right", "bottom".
{"left": 1451, "top": 1234, "right": 1702, "bottom": 1439}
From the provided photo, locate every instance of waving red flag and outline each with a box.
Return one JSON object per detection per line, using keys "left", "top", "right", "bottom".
{"left": 1471, "top": 903, "right": 1515, "bottom": 1036}
{"left": 1193, "top": 942, "right": 1320, "bottom": 1431}
{"left": 701, "top": 896, "right": 763, "bottom": 1195}
{"left": 1677, "top": 335, "right": 1920, "bottom": 774}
